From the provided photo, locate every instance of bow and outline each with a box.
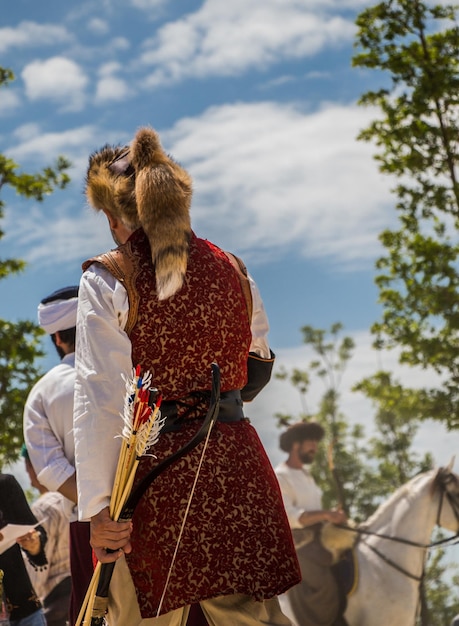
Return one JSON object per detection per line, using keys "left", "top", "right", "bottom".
{"left": 89, "top": 363, "right": 221, "bottom": 625}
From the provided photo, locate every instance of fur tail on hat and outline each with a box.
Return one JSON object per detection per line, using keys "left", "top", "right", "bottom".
{"left": 131, "top": 127, "right": 192, "bottom": 300}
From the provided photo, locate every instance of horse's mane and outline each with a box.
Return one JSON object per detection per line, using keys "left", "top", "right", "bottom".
{"left": 362, "top": 469, "right": 435, "bottom": 530}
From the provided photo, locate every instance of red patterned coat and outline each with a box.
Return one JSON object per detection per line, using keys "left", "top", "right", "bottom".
{"left": 89, "top": 229, "right": 300, "bottom": 617}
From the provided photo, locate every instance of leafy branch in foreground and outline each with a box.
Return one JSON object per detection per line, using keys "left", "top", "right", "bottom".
{"left": 0, "top": 66, "right": 72, "bottom": 467}
{"left": 353, "top": 0, "right": 459, "bottom": 428}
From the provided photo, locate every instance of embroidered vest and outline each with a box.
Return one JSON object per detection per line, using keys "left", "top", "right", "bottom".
{"left": 84, "top": 229, "right": 252, "bottom": 404}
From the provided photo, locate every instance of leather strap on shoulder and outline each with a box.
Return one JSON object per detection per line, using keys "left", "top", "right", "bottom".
{"left": 82, "top": 246, "right": 140, "bottom": 335}
{"left": 223, "top": 251, "right": 253, "bottom": 322}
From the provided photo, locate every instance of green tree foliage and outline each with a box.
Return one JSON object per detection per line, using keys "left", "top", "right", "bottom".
{"left": 354, "top": 371, "right": 433, "bottom": 485}
{"left": 0, "top": 67, "right": 71, "bottom": 468}
{"left": 353, "top": 0, "right": 459, "bottom": 429}
{"left": 0, "top": 321, "right": 44, "bottom": 469}
{"left": 276, "top": 323, "right": 376, "bottom": 521}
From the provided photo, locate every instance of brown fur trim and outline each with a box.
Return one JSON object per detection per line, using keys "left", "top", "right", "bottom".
{"left": 131, "top": 127, "right": 192, "bottom": 300}
{"left": 85, "top": 145, "right": 140, "bottom": 231}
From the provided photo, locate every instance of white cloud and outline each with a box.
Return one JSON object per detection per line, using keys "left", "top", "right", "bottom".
{"left": 95, "top": 76, "right": 130, "bottom": 103}
{"left": 21, "top": 57, "right": 89, "bottom": 112}
{"left": 304, "top": 70, "right": 332, "bottom": 79}
{"left": 0, "top": 21, "right": 71, "bottom": 53}
{"left": 312, "top": 0, "right": 372, "bottom": 6}
{"left": 95, "top": 62, "right": 131, "bottom": 103}
{"left": 3, "top": 124, "right": 131, "bottom": 268}
{"left": 0, "top": 88, "right": 21, "bottom": 115}
{"left": 87, "top": 18, "right": 110, "bottom": 35}
{"left": 6, "top": 100, "right": 391, "bottom": 272}
{"left": 7, "top": 125, "right": 101, "bottom": 173}
{"left": 109, "top": 37, "right": 131, "bottom": 51}
{"left": 139, "top": 0, "right": 356, "bottom": 85}
{"left": 258, "top": 75, "right": 297, "bottom": 90}
{"left": 162, "top": 100, "right": 391, "bottom": 267}
{"left": 98, "top": 62, "right": 123, "bottom": 77}
{"left": 7, "top": 201, "right": 113, "bottom": 268}
{"left": 13, "top": 123, "right": 42, "bottom": 142}
{"left": 6, "top": 122, "right": 131, "bottom": 180}
{"left": 11, "top": 127, "right": 92, "bottom": 157}
{"left": 130, "top": 0, "right": 167, "bottom": 8}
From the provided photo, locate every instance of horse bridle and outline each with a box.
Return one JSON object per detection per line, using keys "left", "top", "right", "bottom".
{"left": 435, "top": 472, "right": 459, "bottom": 532}
{"left": 343, "top": 472, "right": 459, "bottom": 582}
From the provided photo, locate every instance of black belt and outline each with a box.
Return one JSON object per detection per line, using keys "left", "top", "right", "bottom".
{"left": 160, "top": 389, "right": 245, "bottom": 433}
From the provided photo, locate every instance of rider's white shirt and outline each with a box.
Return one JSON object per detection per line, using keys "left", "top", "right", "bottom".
{"left": 275, "top": 462, "right": 323, "bottom": 529}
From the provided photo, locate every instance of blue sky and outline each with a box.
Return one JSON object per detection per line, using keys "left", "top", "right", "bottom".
{"left": 1, "top": 0, "right": 458, "bottom": 493}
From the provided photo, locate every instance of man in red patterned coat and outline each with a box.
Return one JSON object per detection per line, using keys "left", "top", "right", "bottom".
{"left": 73, "top": 126, "right": 300, "bottom": 626}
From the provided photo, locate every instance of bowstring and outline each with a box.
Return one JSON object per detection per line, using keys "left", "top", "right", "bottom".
{"left": 156, "top": 415, "right": 217, "bottom": 616}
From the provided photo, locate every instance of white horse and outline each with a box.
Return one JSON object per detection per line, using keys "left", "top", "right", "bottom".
{"left": 345, "top": 463, "right": 459, "bottom": 625}
{"left": 280, "top": 464, "right": 459, "bottom": 626}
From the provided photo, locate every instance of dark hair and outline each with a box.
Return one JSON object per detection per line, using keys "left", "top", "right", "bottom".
{"left": 279, "top": 422, "right": 325, "bottom": 452}
{"left": 51, "top": 327, "right": 76, "bottom": 346}
{"left": 50, "top": 327, "right": 76, "bottom": 359}
{"left": 41, "top": 285, "right": 79, "bottom": 305}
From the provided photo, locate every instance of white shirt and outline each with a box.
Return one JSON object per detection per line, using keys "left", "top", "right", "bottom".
{"left": 25, "top": 491, "right": 70, "bottom": 603}
{"left": 74, "top": 263, "right": 271, "bottom": 521}
{"left": 275, "top": 462, "right": 323, "bottom": 529}
{"left": 23, "top": 352, "right": 77, "bottom": 520}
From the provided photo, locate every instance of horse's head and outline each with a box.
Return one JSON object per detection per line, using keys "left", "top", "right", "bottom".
{"left": 433, "top": 461, "right": 459, "bottom": 533}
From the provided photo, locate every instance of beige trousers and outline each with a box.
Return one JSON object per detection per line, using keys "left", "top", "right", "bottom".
{"left": 107, "top": 555, "right": 292, "bottom": 626}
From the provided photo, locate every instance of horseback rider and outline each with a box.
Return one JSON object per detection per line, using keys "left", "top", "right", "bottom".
{"left": 275, "top": 422, "right": 348, "bottom": 626}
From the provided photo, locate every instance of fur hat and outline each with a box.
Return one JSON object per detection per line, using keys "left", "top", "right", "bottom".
{"left": 85, "top": 126, "right": 192, "bottom": 300}
{"left": 279, "top": 421, "right": 325, "bottom": 452}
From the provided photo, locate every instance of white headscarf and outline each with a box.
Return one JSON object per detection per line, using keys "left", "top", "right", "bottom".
{"left": 37, "top": 297, "right": 78, "bottom": 334}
